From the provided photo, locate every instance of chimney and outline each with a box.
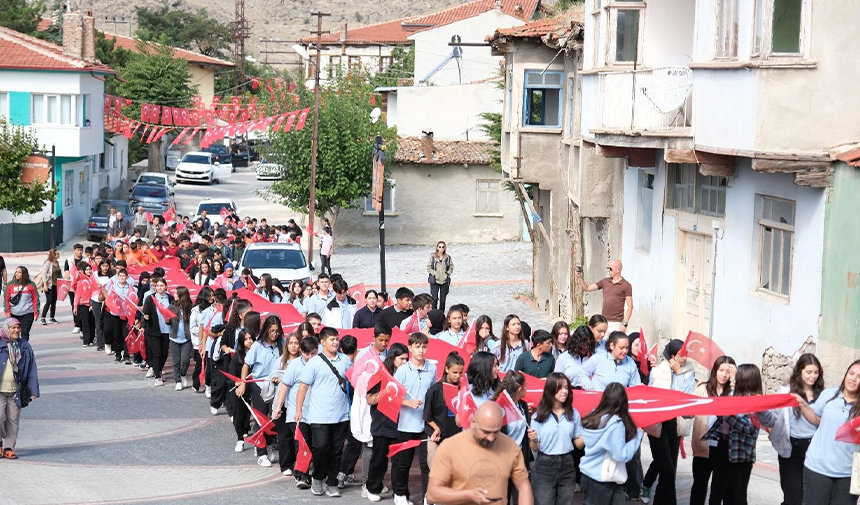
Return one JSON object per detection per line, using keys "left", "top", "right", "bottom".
{"left": 340, "top": 21, "right": 348, "bottom": 42}
{"left": 420, "top": 130, "right": 435, "bottom": 160}
{"left": 82, "top": 10, "right": 95, "bottom": 62}
{"left": 62, "top": 11, "right": 83, "bottom": 59}
{"left": 494, "top": 0, "right": 503, "bottom": 9}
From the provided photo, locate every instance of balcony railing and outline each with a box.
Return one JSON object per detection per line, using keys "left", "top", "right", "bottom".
{"left": 597, "top": 67, "right": 693, "bottom": 134}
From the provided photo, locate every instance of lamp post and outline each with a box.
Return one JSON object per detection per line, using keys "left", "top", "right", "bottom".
{"left": 372, "top": 135, "right": 387, "bottom": 293}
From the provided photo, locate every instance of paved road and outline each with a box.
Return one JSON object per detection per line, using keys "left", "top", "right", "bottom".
{"left": 2, "top": 168, "right": 786, "bottom": 505}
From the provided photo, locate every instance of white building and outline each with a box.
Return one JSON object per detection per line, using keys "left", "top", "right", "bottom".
{"left": 0, "top": 13, "right": 118, "bottom": 251}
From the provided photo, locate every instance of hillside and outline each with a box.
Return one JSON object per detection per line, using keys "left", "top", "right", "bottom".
{"left": 78, "top": 0, "right": 465, "bottom": 58}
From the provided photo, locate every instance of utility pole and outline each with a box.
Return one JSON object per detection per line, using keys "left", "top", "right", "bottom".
{"left": 233, "top": 0, "right": 250, "bottom": 91}
{"left": 307, "top": 10, "right": 329, "bottom": 266}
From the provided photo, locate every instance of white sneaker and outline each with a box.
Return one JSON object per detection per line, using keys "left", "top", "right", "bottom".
{"left": 145, "top": 368, "right": 155, "bottom": 378}
{"left": 181, "top": 376, "right": 188, "bottom": 389}
{"left": 382, "top": 486, "right": 390, "bottom": 495}
{"left": 367, "top": 491, "right": 382, "bottom": 503}
{"left": 394, "top": 495, "right": 409, "bottom": 505}
{"left": 257, "top": 455, "right": 272, "bottom": 467}
{"left": 210, "top": 406, "right": 219, "bottom": 415}
{"left": 282, "top": 469, "right": 293, "bottom": 476}
{"left": 235, "top": 441, "right": 245, "bottom": 452}
{"left": 205, "top": 386, "right": 211, "bottom": 398}
{"left": 362, "top": 486, "right": 368, "bottom": 498}
{"left": 71, "top": 327, "right": 81, "bottom": 334}
{"left": 105, "top": 345, "right": 112, "bottom": 355}
{"left": 175, "top": 382, "right": 182, "bottom": 391}
{"left": 154, "top": 378, "right": 164, "bottom": 386}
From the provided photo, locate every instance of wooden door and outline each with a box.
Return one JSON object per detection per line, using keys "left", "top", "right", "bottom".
{"left": 675, "top": 231, "right": 713, "bottom": 339}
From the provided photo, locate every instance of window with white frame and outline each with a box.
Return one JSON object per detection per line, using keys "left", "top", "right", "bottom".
{"left": 753, "top": 0, "right": 807, "bottom": 57}
{"left": 364, "top": 178, "right": 394, "bottom": 213}
{"left": 666, "top": 164, "right": 727, "bottom": 217}
{"left": 31, "top": 93, "right": 84, "bottom": 126}
{"left": 523, "top": 70, "right": 563, "bottom": 127}
{"left": 565, "top": 75, "right": 576, "bottom": 139}
{"left": 635, "top": 170, "right": 654, "bottom": 252}
{"left": 591, "top": 0, "right": 601, "bottom": 67}
{"left": 716, "top": 0, "right": 739, "bottom": 58}
{"left": 606, "top": 0, "right": 644, "bottom": 64}
{"left": 0, "top": 92, "right": 7, "bottom": 121}
{"left": 757, "top": 195, "right": 795, "bottom": 298}
{"left": 476, "top": 179, "right": 502, "bottom": 215}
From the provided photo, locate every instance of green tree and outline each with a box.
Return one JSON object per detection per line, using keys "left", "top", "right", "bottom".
{"left": 117, "top": 40, "right": 197, "bottom": 171}
{"left": 554, "top": 0, "right": 585, "bottom": 14}
{"left": 0, "top": 122, "right": 57, "bottom": 215}
{"left": 370, "top": 45, "right": 415, "bottom": 88}
{"left": 0, "top": 0, "right": 45, "bottom": 34}
{"left": 260, "top": 70, "right": 398, "bottom": 226}
{"left": 135, "top": 4, "right": 232, "bottom": 59}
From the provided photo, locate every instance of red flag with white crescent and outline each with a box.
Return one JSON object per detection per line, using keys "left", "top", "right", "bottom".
{"left": 376, "top": 371, "right": 406, "bottom": 423}
{"left": 496, "top": 389, "right": 524, "bottom": 426}
{"left": 835, "top": 416, "right": 860, "bottom": 444}
{"left": 295, "top": 425, "right": 313, "bottom": 473}
{"left": 347, "top": 348, "right": 385, "bottom": 396}
{"left": 349, "top": 283, "right": 366, "bottom": 309}
{"left": 455, "top": 384, "right": 478, "bottom": 429}
{"left": 57, "top": 279, "right": 71, "bottom": 302}
{"left": 677, "top": 331, "right": 725, "bottom": 371}
{"left": 388, "top": 439, "right": 423, "bottom": 458}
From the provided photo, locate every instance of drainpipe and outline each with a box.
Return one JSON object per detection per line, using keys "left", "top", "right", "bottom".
{"left": 708, "top": 220, "right": 723, "bottom": 340}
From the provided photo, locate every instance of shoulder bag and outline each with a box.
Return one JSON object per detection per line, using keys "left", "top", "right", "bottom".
{"left": 319, "top": 353, "right": 348, "bottom": 395}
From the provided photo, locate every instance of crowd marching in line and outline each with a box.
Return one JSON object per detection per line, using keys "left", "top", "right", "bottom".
{"left": 0, "top": 208, "right": 858, "bottom": 505}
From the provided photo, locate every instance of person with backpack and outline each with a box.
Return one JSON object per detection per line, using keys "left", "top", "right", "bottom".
{"left": 427, "top": 241, "right": 453, "bottom": 312}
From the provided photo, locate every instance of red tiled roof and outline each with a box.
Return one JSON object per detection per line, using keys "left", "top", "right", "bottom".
{"left": 36, "top": 17, "right": 54, "bottom": 32}
{"left": 103, "top": 32, "right": 235, "bottom": 68}
{"left": 402, "top": 0, "right": 538, "bottom": 27}
{"left": 0, "top": 26, "right": 114, "bottom": 73}
{"left": 394, "top": 137, "right": 494, "bottom": 165}
{"left": 487, "top": 10, "right": 584, "bottom": 45}
{"left": 303, "top": 0, "right": 541, "bottom": 46}
{"left": 831, "top": 144, "right": 860, "bottom": 168}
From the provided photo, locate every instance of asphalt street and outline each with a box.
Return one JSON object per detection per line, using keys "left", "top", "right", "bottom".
{"left": 2, "top": 167, "right": 785, "bottom": 504}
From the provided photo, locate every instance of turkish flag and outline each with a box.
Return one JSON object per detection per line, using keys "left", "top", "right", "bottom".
{"left": 350, "top": 283, "right": 366, "bottom": 309}
{"left": 425, "top": 337, "right": 471, "bottom": 380}
{"left": 376, "top": 371, "right": 407, "bottom": 423}
{"left": 218, "top": 370, "right": 264, "bottom": 384}
{"left": 244, "top": 422, "right": 273, "bottom": 449}
{"left": 296, "top": 108, "right": 311, "bottom": 130}
{"left": 163, "top": 207, "right": 176, "bottom": 223}
{"left": 836, "top": 416, "right": 860, "bottom": 444}
{"left": 153, "top": 297, "right": 177, "bottom": 320}
{"left": 496, "top": 389, "right": 524, "bottom": 426}
{"left": 56, "top": 279, "right": 71, "bottom": 301}
{"left": 388, "top": 439, "right": 422, "bottom": 458}
{"left": 637, "top": 327, "right": 657, "bottom": 378}
{"left": 145, "top": 212, "right": 154, "bottom": 223}
{"left": 282, "top": 112, "right": 297, "bottom": 132}
{"left": 499, "top": 371, "right": 546, "bottom": 408}
{"left": 141, "top": 104, "right": 151, "bottom": 122}
{"left": 125, "top": 326, "right": 146, "bottom": 359}
{"left": 105, "top": 289, "right": 121, "bottom": 314}
{"left": 219, "top": 207, "right": 230, "bottom": 220}
{"left": 401, "top": 311, "right": 420, "bottom": 334}
{"left": 442, "top": 382, "right": 459, "bottom": 414}
{"left": 678, "top": 331, "right": 725, "bottom": 371}
{"left": 458, "top": 320, "right": 477, "bottom": 355}
{"left": 161, "top": 107, "right": 173, "bottom": 125}
{"left": 245, "top": 276, "right": 257, "bottom": 292}
{"left": 454, "top": 385, "right": 478, "bottom": 429}
{"left": 295, "top": 425, "right": 313, "bottom": 473}
{"left": 347, "top": 348, "right": 385, "bottom": 396}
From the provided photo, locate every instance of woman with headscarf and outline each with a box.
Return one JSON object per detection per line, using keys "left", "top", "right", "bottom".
{"left": 0, "top": 318, "right": 40, "bottom": 459}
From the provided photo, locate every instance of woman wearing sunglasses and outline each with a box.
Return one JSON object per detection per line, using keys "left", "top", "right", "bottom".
{"left": 427, "top": 241, "right": 454, "bottom": 312}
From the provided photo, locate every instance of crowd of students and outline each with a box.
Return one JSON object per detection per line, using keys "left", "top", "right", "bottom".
{"left": 5, "top": 218, "right": 859, "bottom": 505}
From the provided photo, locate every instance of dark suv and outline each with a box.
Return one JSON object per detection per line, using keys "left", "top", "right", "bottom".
{"left": 203, "top": 145, "right": 232, "bottom": 165}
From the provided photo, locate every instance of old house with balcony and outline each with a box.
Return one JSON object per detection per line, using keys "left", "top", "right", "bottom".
{"left": 580, "top": 0, "right": 860, "bottom": 380}
{"left": 0, "top": 12, "right": 117, "bottom": 251}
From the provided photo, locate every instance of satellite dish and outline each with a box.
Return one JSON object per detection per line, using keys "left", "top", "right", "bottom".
{"left": 642, "top": 67, "right": 692, "bottom": 113}
{"left": 291, "top": 44, "right": 311, "bottom": 61}
{"left": 370, "top": 108, "right": 382, "bottom": 124}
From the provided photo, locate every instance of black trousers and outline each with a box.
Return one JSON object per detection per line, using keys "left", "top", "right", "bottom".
{"left": 40, "top": 286, "right": 57, "bottom": 319}
{"left": 690, "top": 456, "right": 713, "bottom": 505}
{"left": 104, "top": 313, "right": 126, "bottom": 358}
{"left": 802, "top": 467, "right": 856, "bottom": 505}
{"left": 532, "top": 452, "right": 576, "bottom": 505}
{"left": 286, "top": 421, "right": 312, "bottom": 482}
{"left": 625, "top": 447, "right": 644, "bottom": 498}
{"left": 209, "top": 357, "right": 229, "bottom": 409}
{"left": 192, "top": 350, "right": 204, "bottom": 390}
{"left": 146, "top": 333, "right": 169, "bottom": 379}
{"left": 310, "top": 421, "right": 349, "bottom": 487}
{"left": 320, "top": 254, "right": 332, "bottom": 276}
{"left": 275, "top": 407, "right": 294, "bottom": 472}
{"left": 340, "top": 430, "right": 363, "bottom": 475}
{"left": 69, "top": 290, "right": 81, "bottom": 328}
{"left": 643, "top": 419, "right": 680, "bottom": 505}
{"left": 233, "top": 391, "right": 252, "bottom": 441}
{"left": 78, "top": 306, "right": 95, "bottom": 345}
{"left": 430, "top": 281, "right": 450, "bottom": 312}
{"left": 709, "top": 440, "right": 753, "bottom": 505}
{"left": 582, "top": 474, "right": 628, "bottom": 505}
{"left": 366, "top": 434, "right": 395, "bottom": 494}
{"left": 250, "top": 384, "right": 276, "bottom": 457}
{"left": 391, "top": 431, "right": 429, "bottom": 499}
{"left": 92, "top": 301, "right": 105, "bottom": 348}
{"left": 779, "top": 437, "right": 812, "bottom": 505}
{"left": 12, "top": 312, "right": 35, "bottom": 341}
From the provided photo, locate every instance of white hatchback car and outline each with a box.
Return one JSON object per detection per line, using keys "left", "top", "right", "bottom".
{"left": 236, "top": 242, "right": 312, "bottom": 286}
{"left": 175, "top": 152, "right": 232, "bottom": 185}
{"left": 192, "top": 198, "right": 238, "bottom": 227}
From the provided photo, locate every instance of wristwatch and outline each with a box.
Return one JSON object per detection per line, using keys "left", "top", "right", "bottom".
{"left": 622, "top": 321, "right": 628, "bottom": 327}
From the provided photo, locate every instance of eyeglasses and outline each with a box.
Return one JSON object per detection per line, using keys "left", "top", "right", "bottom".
{"left": 437, "top": 246, "right": 445, "bottom": 249}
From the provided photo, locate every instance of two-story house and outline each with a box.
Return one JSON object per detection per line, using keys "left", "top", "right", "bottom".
{"left": 580, "top": 0, "right": 860, "bottom": 380}
{"left": 0, "top": 12, "right": 116, "bottom": 251}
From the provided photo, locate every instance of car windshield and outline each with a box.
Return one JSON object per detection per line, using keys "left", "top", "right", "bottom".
{"left": 197, "top": 203, "right": 234, "bottom": 215}
{"left": 242, "top": 248, "right": 307, "bottom": 270}
{"left": 132, "top": 186, "right": 168, "bottom": 199}
{"left": 92, "top": 203, "right": 128, "bottom": 216}
{"left": 138, "top": 175, "right": 165, "bottom": 184}
{"left": 205, "top": 146, "right": 228, "bottom": 154}
{"left": 182, "top": 155, "right": 210, "bottom": 164}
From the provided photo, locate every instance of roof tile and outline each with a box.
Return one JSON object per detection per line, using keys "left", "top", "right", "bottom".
{"left": 0, "top": 26, "right": 114, "bottom": 73}
{"left": 103, "top": 32, "right": 235, "bottom": 68}
{"left": 394, "top": 137, "right": 495, "bottom": 165}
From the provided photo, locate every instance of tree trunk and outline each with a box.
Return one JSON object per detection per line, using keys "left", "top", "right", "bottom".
{"left": 148, "top": 140, "right": 163, "bottom": 172}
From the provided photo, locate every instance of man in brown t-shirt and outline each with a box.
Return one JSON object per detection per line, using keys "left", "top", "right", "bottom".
{"left": 427, "top": 403, "right": 532, "bottom": 505}
{"left": 576, "top": 259, "right": 633, "bottom": 334}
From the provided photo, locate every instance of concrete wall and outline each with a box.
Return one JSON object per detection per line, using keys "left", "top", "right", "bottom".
{"left": 642, "top": 0, "right": 695, "bottom": 67}
{"left": 692, "top": 69, "right": 758, "bottom": 151}
{"left": 188, "top": 65, "right": 216, "bottom": 107}
{"left": 386, "top": 82, "right": 502, "bottom": 141}
{"left": 305, "top": 44, "right": 396, "bottom": 87}
{"left": 336, "top": 162, "right": 522, "bottom": 246}
{"left": 410, "top": 10, "right": 523, "bottom": 86}
{"left": 819, "top": 163, "right": 860, "bottom": 385}
{"left": 622, "top": 155, "right": 825, "bottom": 367}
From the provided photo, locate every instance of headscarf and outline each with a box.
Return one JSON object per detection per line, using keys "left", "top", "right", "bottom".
{"left": 1, "top": 318, "right": 22, "bottom": 372}
{"left": 427, "top": 310, "right": 445, "bottom": 335}
{"left": 663, "top": 338, "right": 685, "bottom": 361}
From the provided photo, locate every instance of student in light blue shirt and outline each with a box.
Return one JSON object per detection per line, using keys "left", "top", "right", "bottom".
{"left": 273, "top": 336, "right": 318, "bottom": 483}
{"left": 303, "top": 274, "right": 335, "bottom": 317}
{"left": 554, "top": 325, "right": 595, "bottom": 388}
{"left": 795, "top": 360, "right": 860, "bottom": 505}
{"left": 357, "top": 322, "right": 393, "bottom": 362}
{"left": 527, "top": 373, "right": 584, "bottom": 505}
{"left": 294, "top": 327, "right": 352, "bottom": 495}
{"left": 589, "top": 314, "right": 609, "bottom": 355}
{"left": 237, "top": 315, "right": 284, "bottom": 467}
{"left": 391, "top": 332, "right": 436, "bottom": 504}
{"left": 579, "top": 383, "right": 643, "bottom": 504}
{"left": 431, "top": 305, "right": 465, "bottom": 347}
{"left": 495, "top": 371, "right": 529, "bottom": 455}
{"left": 466, "top": 351, "right": 501, "bottom": 409}
{"left": 493, "top": 314, "right": 528, "bottom": 373}
{"left": 402, "top": 293, "right": 433, "bottom": 334}
{"left": 578, "top": 331, "right": 641, "bottom": 391}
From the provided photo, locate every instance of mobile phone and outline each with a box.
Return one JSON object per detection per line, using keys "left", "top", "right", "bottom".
{"left": 575, "top": 265, "right": 583, "bottom": 274}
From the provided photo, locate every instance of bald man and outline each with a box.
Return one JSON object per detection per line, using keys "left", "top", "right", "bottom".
{"left": 577, "top": 259, "right": 633, "bottom": 333}
{"left": 427, "top": 403, "right": 532, "bottom": 505}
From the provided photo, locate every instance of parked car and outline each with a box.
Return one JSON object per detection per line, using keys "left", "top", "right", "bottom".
{"left": 255, "top": 162, "right": 285, "bottom": 181}
{"left": 192, "top": 198, "right": 238, "bottom": 227}
{"left": 166, "top": 148, "right": 182, "bottom": 171}
{"left": 134, "top": 171, "right": 174, "bottom": 187}
{"left": 175, "top": 152, "right": 232, "bottom": 185}
{"left": 203, "top": 145, "right": 234, "bottom": 172}
{"left": 129, "top": 183, "right": 175, "bottom": 217}
{"left": 247, "top": 139, "right": 270, "bottom": 162}
{"left": 87, "top": 200, "right": 131, "bottom": 242}
{"left": 236, "top": 242, "right": 311, "bottom": 287}
{"left": 231, "top": 145, "right": 250, "bottom": 168}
